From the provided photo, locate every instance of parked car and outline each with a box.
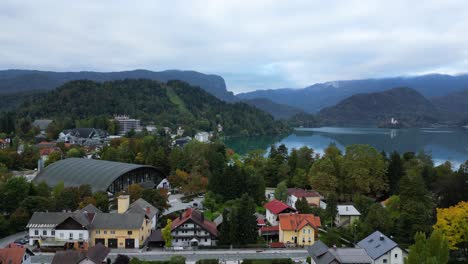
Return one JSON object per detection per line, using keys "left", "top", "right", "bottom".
{"left": 14, "top": 238, "right": 28, "bottom": 245}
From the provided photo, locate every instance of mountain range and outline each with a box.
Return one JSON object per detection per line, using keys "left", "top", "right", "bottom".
{"left": 0, "top": 69, "right": 237, "bottom": 102}
{"left": 237, "top": 74, "right": 468, "bottom": 113}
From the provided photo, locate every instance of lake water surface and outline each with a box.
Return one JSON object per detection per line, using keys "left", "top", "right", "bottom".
{"left": 224, "top": 127, "right": 468, "bottom": 168}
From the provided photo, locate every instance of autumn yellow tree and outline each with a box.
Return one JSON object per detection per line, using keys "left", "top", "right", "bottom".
{"left": 433, "top": 201, "right": 468, "bottom": 250}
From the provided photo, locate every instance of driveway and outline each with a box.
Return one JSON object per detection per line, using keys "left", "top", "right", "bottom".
{"left": 0, "top": 232, "right": 28, "bottom": 248}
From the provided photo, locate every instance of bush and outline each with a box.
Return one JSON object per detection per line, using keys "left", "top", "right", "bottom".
{"left": 242, "top": 259, "right": 293, "bottom": 264}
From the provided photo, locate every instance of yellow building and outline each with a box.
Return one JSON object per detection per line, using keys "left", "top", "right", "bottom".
{"left": 89, "top": 196, "right": 152, "bottom": 249}
{"left": 279, "top": 213, "right": 321, "bottom": 246}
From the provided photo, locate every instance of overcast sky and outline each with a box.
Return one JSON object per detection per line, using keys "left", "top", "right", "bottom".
{"left": 1, "top": 0, "right": 467, "bottom": 93}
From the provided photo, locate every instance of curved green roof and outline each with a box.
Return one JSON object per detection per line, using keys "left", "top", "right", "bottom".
{"left": 35, "top": 158, "right": 164, "bottom": 192}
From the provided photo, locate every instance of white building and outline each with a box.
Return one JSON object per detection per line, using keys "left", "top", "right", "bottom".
{"left": 171, "top": 208, "right": 218, "bottom": 247}
{"left": 357, "top": 231, "right": 407, "bottom": 264}
{"left": 264, "top": 199, "right": 296, "bottom": 226}
{"left": 335, "top": 205, "right": 361, "bottom": 227}
{"left": 194, "top": 132, "right": 210, "bottom": 143}
{"left": 113, "top": 115, "right": 141, "bottom": 135}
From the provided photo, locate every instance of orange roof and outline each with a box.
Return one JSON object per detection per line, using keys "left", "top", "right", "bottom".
{"left": 279, "top": 213, "right": 321, "bottom": 231}
{"left": 0, "top": 247, "right": 28, "bottom": 264}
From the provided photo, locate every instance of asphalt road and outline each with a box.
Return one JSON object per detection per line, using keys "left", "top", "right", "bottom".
{"left": 32, "top": 249, "right": 309, "bottom": 264}
{"left": 0, "top": 232, "right": 28, "bottom": 248}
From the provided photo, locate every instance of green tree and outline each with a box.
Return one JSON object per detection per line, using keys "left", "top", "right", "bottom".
{"left": 66, "top": 148, "right": 83, "bottom": 158}
{"left": 142, "top": 189, "right": 169, "bottom": 211}
{"left": 364, "top": 204, "right": 393, "bottom": 235}
{"left": 274, "top": 181, "right": 288, "bottom": 202}
{"left": 387, "top": 151, "right": 404, "bottom": 195}
{"left": 0, "top": 176, "right": 30, "bottom": 214}
{"left": 10, "top": 207, "right": 30, "bottom": 231}
{"left": 309, "top": 158, "right": 338, "bottom": 198}
{"left": 44, "top": 151, "right": 61, "bottom": 167}
{"left": 295, "top": 197, "right": 312, "bottom": 214}
{"left": 325, "top": 194, "right": 338, "bottom": 227}
{"left": 162, "top": 219, "right": 173, "bottom": 247}
{"left": 405, "top": 230, "right": 449, "bottom": 264}
{"left": 93, "top": 191, "right": 109, "bottom": 212}
{"left": 0, "top": 214, "right": 10, "bottom": 238}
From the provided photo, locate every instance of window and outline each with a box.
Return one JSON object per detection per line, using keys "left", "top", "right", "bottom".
{"left": 69, "top": 233, "right": 73, "bottom": 239}
{"left": 303, "top": 229, "right": 305, "bottom": 234}
{"left": 104, "top": 231, "right": 107, "bottom": 234}
{"left": 302, "top": 238, "right": 305, "bottom": 242}
{"left": 205, "top": 238, "right": 207, "bottom": 242}
{"left": 51, "top": 230, "right": 55, "bottom": 236}
{"left": 128, "top": 231, "right": 133, "bottom": 235}
{"left": 79, "top": 233, "right": 83, "bottom": 239}
{"left": 308, "top": 238, "right": 311, "bottom": 242}
{"left": 34, "top": 230, "right": 39, "bottom": 236}
{"left": 383, "top": 259, "right": 387, "bottom": 263}
{"left": 110, "top": 230, "right": 115, "bottom": 234}
{"left": 395, "top": 254, "right": 398, "bottom": 258}
{"left": 60, "top": 233, "right": 64, "bottom": 238}
{"left": 308, "top": 230, "right": 311, "bottom": 234}
{"left": 43, "top": 230, "right": 47, "bottom": 236}
{"left": 96, "top": 230, "right": 100, "bottom": 235}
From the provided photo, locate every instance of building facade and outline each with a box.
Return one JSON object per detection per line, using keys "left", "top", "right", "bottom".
{"left": 113, "top": 115, "right": 141, "bottom": 135}
{"left": 335, "top": 205, "right": 361, "bottom": 227}
{"left": 278, "top": 213, "right": 321, "bottom": 246}
{"left": 357, "top": 231, "right": 407, "bottom": 264}
{"left": 264, "top": 199, "right": 296, "bottom": 226}
{"left": 171, "top": 208, "right": 218, "bottom": 247}
{"left": 287, "top": 188, "right": 321, "bottom": 209}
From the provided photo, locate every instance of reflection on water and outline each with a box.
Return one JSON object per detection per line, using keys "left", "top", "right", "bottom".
{"left": 225, "top": 127, "right": 468, "bottom": 167}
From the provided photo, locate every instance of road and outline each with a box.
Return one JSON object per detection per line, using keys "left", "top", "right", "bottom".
{"left": 0, "top": 232, "right": 27, "bottom": 248}
{"left": 32, "top": 249, "right": 309, "bottom": 263}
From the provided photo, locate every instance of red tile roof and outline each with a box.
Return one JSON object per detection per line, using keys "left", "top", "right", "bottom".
{"left": 279, "top": 213, "right": 321, "bottom": 231}
{"left": 172, "top": 208, "right": 218, "bottom": 236}
{"left": 264, "top": 199, "right": 296, "bottom": 215}
{"left": 260, "top": 225, "right": 279, "bottom": 232}
{"left": 257, "top": 218, "right": 266, "bottom": 226}
{"left": 0, "top": 245, "right": 32, "bottom": 264}
{"left": 287, "top": 188, "right": 321, "bottom": 198}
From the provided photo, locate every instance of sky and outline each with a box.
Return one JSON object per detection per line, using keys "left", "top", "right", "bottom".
{"left": 1, "top": 0, "right": 468, "bottom": 93}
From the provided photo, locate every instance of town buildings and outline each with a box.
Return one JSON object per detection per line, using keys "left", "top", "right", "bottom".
{"left": 278, "top": 213, "right": 321, "bottom": 246}
{"left": 287, "top": 188, "right": 322, "bottom": 209}
{"left": 58, "top": 128, "right": 107, "bottom": 146}
{"left": 335, "top": 205, "right": 361, "bottom": 227}
{"left": 51, "top": 243, "right": 110, "bottom": 264}
{"left": 264, "top": 199, "right": 296, "bottom": 226}
{"left": 171, "top": 208, "right": 218, "bottom": 247}
{"left": 26, "top": 196, "right": 156, "bottom": 249}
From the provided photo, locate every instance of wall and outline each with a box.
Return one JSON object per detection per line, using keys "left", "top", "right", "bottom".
{"left": 28, "top": 228, "right": 54, "bottom": 246}
{"left": 90, "top": 218, "right": 151, "bottom": 249}
{"left": 279, "top": 225, "right": 316, "bottom": 246}
{"left": 172, "top": 222, "right": 215, "bottom": 247}
{"left": 266, "top": 209, "right": 278, "bottom": 226}
{"left": 374, "top": 247, "right": 406, "bottom": 264}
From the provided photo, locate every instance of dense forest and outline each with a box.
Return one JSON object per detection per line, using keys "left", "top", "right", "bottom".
{"left": 0, "top": 79, "right": 289, "bottom": 136}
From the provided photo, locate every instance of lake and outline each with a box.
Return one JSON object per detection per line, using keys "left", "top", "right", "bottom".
{"left": 224, "top": 127, "right": 468, "bottom": 168}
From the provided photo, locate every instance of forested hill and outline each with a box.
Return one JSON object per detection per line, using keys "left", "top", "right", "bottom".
{"left": 10, "top": 79, "right": 289, "bottom": 136}
{"left": 242, "top": 98, "right": 304, "bottom": 119}
{"left": 317, "top": 87, "right": 441, "bottom": 127}
{"left": 0, "top": 69, "right": 237, "bottom": 102}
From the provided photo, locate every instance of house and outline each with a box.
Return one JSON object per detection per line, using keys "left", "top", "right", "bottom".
{"left": 194, "top": 132, "right": 210, "bottom": 143}
{"left": 278, "top": 213, "right": 321, "bottom": 246}
{"left": 90, "top": 195, "right": 152, "bottom": 248}
{"left": 335, "top": 205, "right": 361, "bottom": 227}
{"left": 265, "top": 187, "right": 276, "bottom": 201}
{"left": 58, "top": 128, "right": 107, "bottom": 146}
{"left": 259, "top": 225, "right": 279, "bottom": 242}
{"left": 157, "top": 178, "right": 170, "bottom": 190}
{"left": 264, "top": 199, "right": 296, "bottom": 226}
{"left": 32, "top": 119, "right": 53, "bottom": 134}
{"left": 287, "top": 188, "right": 322, "bottom": 209}
{"left": 0, "top": 244, "right": 34, "bottom": 264}
{"left": 307, "top": 240, "right": 372, "bottom": 264}
{"left": 174, "top": 136, "right": 191, "bottom": 148}
{"left": 51, "top": 243, "right": 110, "bottom": 264}
{"left": 171, "top": 208, "right": 218, "bottom": 247}
{"left": 357, "top": 231, "right": 407, "bottom": 264}
{"left": 255, "top": 213, "right": 266, "bottom": 227}
{"left": 26, "top": 210, "right": 94, "bottom": 249}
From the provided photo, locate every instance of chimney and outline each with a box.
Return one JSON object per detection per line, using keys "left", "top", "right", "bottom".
{"left": 146, "top": 206, "right": 151, "bottom": 216}
{"left": 117, "top": 195, "right": 130, "bottom": 214}
{"left": 380, "top": 234, "right": 384, "bottom": 241}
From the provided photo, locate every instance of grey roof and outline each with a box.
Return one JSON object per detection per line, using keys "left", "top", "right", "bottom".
{"left": 91, "top": 213, "right": 145, "bottom": 229}
{"left": 86, "top": 243, "right": 110, "bottom": 263}
{"left": 357, "top": 231, "right": 399, "bottom": 260}
{"left": 34, "top": 158, "right": 162, "bottom": 192}
{"left": 307, "top": 241, "right": 339, "bottom": 264}
{"left": 126, "top": 198, "right": 159, "bottom": 219}
{"left": 337, "top": 205, "right": 361, "bottom": 216}
{"left": 80, "top": 204, "right": 102, "bottom": 214}
{"left": 51, "top": 250, "right": 87, "bottom": 264}
{"left": 33, "top": 119, "right": 53, "bottom": 130}
{"left": 27, "top": 212, "right": 91, "bottom": 228}
{"left": 330, "top": 248, "right": 372, "bottom": 263}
